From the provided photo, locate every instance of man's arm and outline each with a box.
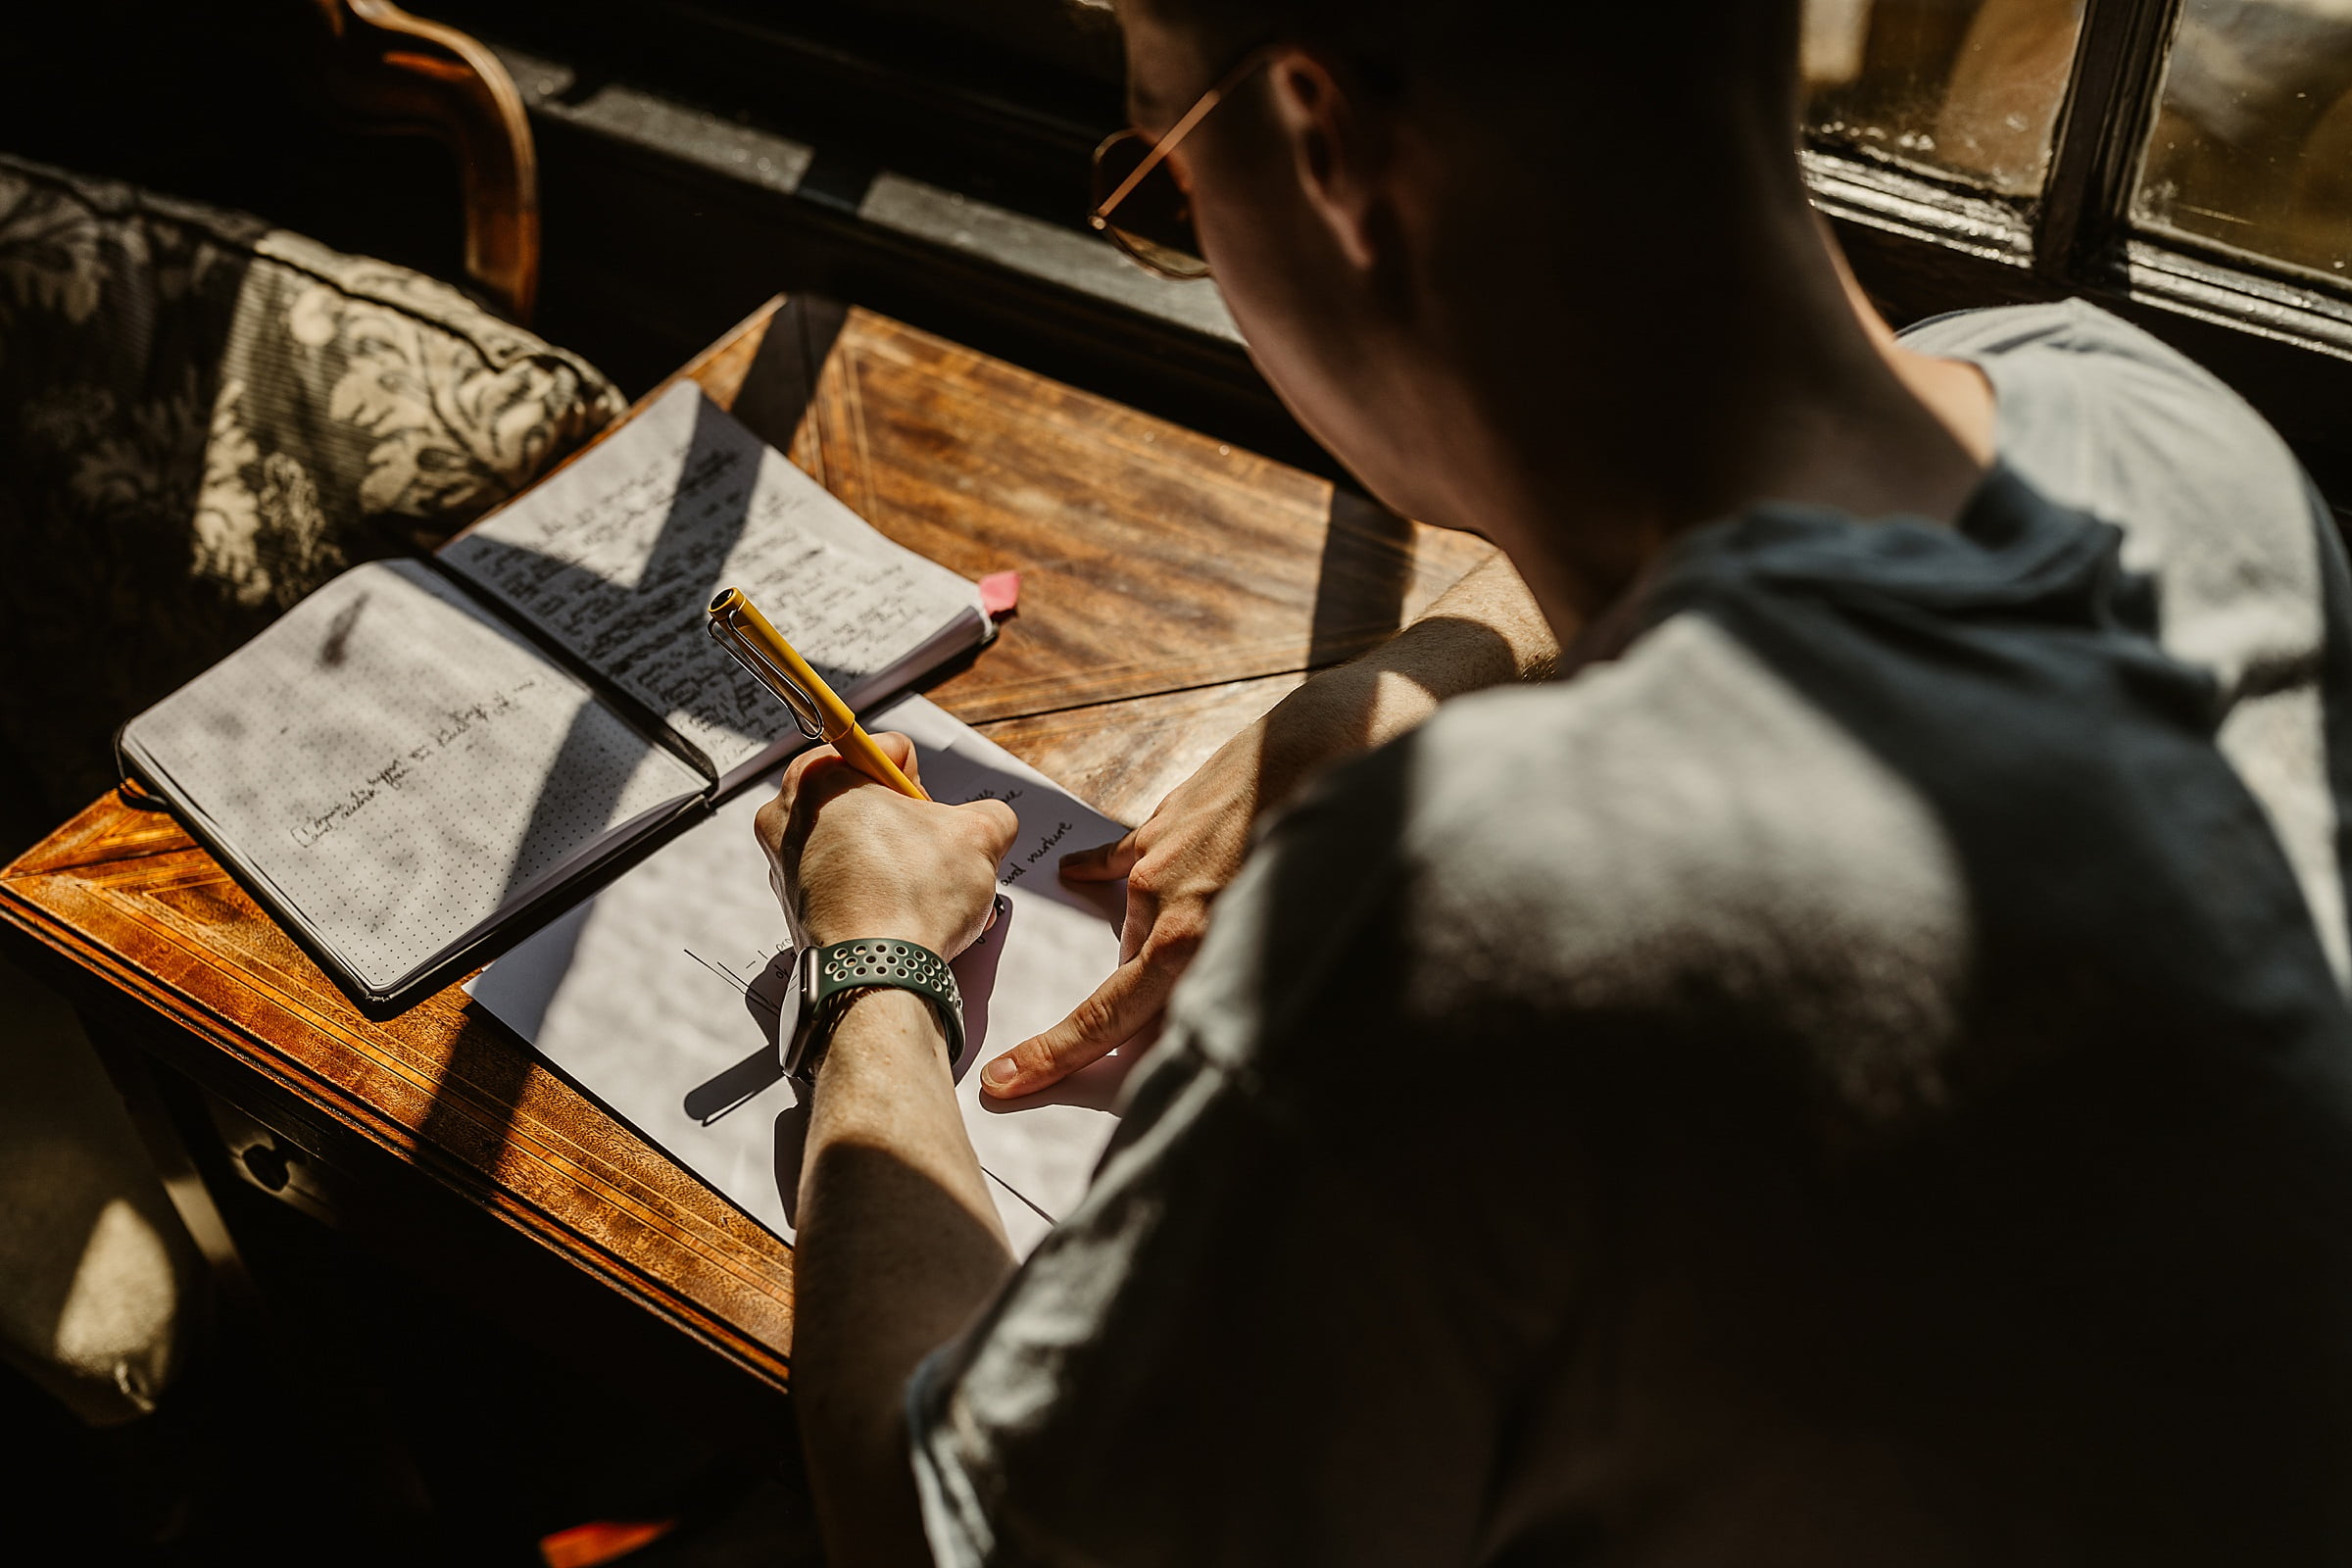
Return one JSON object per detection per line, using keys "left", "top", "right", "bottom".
{"left": 1252, "top": 552, "right": 1560, "bottom": 802}
{"left": 794, "top": 990, "right": 1011, "bottom": 1568}
{"left": 755, "top": 734, "right": 1021, "bottom": 1568}
{"left": 977, "top": 551, "right": 1558, "bottom": 1099}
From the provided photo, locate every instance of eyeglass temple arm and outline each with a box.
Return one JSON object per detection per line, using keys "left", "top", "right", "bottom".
{"left": 1091, "top": 47, "right": 1275, "bottom": 225}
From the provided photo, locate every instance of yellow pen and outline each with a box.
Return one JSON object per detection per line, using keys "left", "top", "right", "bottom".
{"left": 706, "top": 587, "right": 929, "bottom": 801}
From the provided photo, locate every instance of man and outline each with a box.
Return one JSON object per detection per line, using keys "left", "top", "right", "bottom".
{"left": 758, "top": 0, "right": 2352, "bottom": 1561}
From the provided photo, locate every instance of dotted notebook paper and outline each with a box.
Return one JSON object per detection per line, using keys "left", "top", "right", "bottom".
{"left": 122, "top": 561, "right": 708, "bottom": 996}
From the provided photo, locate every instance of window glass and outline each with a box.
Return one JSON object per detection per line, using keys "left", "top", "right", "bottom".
{"left": 2135, "top": 0, "right": 2352, "bottom": 281}
{"left": 1803, "top": 0, "right": 2086, "bottom": 196}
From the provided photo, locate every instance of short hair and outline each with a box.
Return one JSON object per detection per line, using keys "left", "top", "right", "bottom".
{"left": 1129, "top": 0, "right": 1804, "bottom": 136}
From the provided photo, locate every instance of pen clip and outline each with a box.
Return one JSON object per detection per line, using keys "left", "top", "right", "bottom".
{"left": 707, "top": 616, "right": 826, "bottom": 742}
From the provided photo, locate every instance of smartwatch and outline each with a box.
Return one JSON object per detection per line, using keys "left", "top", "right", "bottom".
{"left": 783, "top": 938, "right": 965, "bottom": 1083}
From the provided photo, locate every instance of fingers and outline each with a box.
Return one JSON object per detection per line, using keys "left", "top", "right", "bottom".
{"left": 775, "top": 743, "right": 843, "bottom": 818}
{"left": 980, "top": 949, "right": 1181, "bottom": 1099}
{"left": 869, "top": 730, "right": 922, "bottom": 789}
{"left": 780, "top": 742, "right": 904, "bottom": 823}
{"left": 754, "top": 794, "right": 787, "bottom": 855}
{"left": 758, "top": 749, "right": 852, "bottom": 856}
{"left": 769, "top": 739, "right": 1004, "bottom": 863}
{"left": 959, "top": 796, "right": 1020, "bottom": 858}
{"left": 782, "top": 732, "right": 920, "bottom": 803}
{"left": 1059, "top": 826, "right": 1143, "bottom": 882}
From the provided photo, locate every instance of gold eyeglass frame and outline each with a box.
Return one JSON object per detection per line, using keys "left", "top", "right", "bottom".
{"left": 1089, "top": 45, "right": 1281, "bottom": 281}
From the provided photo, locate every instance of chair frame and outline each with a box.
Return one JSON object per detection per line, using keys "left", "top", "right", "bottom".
{"left": 308, "top": 0, "right": 541, "bottom": 323}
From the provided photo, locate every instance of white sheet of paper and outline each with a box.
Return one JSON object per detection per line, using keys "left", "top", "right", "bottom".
{"left": 466, "top": 696, "right": 1132, "bottom": 1253}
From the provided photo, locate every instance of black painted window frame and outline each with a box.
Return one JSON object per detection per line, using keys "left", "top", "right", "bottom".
{"left": 453, "top": 0, "right": 2352, "bottom": 477}
{"left": 1810, "top": 0, "right": 2352, "bottom": 474}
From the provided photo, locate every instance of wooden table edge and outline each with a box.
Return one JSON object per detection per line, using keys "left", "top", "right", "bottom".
{"left": 0, "top": 873, "right": 796, "bottom": 1395}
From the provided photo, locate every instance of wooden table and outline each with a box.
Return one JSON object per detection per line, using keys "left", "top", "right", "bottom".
{"left": 0, "top": 297, "right": 1490, "bottom": 1424}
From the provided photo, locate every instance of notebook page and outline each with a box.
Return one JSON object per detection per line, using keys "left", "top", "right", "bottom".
{"left": 440, "top": 382, "right": 987, "bottom": 784}
{"left": 466, "top": 695, "right": 1131, "bottom": 1254}
{"left": 121, "top": 561, "right": 708, "bottom": 997}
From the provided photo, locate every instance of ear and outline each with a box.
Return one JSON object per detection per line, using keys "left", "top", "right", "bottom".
{"left": 1263, "top": 49, "right": 1386, "bottom": 273}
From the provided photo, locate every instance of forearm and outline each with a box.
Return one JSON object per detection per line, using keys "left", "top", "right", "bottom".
{"left": 1258, "top": 552, "right": 1559, "bottom": 810}
{"left": 795, "top": 990, "right": 1015, "bottom": 1568}
{"left": 1391, "top": 549, "right": 1561, "bottom": 688}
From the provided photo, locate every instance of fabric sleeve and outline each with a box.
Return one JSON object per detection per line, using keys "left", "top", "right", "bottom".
{"left": 906, "top": 1047, "right": 1502, "bottom": 1567}
{"left": 904, "top": 748, "right": 1588, "bottom": 1568}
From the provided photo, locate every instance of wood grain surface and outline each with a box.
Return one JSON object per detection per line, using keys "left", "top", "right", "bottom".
{"left": 0, "top": 297, "right": 1488, "bottom": 1401}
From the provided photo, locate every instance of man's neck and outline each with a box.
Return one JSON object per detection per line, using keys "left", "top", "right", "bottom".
{"left": 1438, "top": 216, "right": 1998, "bottom": 641}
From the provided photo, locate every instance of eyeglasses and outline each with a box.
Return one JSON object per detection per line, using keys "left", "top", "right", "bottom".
{"left": 1089, "top": 46, "right": 1278, "bottom": 281}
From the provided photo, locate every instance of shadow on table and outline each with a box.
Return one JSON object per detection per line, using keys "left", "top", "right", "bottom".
{"left": 420, "top": 307, "right": 849, "bottom": 1179}
{"left": 1309, "top": 488, "right": 1419, "bottom": 670}
{"left": 677, "top": 953, "right": 794, "bottom": 1126}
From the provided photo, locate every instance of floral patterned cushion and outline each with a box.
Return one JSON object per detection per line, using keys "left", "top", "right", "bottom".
{"left": 0, "top": 152, "right": 626, "bottom": 835}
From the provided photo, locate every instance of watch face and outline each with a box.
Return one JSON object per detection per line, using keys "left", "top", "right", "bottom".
{"left": 782, "top": 943, "right": 824, "bottom": 1081}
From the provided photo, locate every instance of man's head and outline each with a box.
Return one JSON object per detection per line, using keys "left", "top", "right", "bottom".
{"left": 1110, "top": 0, "right": 1826, "bottom": 579}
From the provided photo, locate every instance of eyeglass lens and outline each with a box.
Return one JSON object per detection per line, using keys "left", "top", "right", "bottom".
{"left": 1091, "top": 130, "right": 1212, "bottom": 280}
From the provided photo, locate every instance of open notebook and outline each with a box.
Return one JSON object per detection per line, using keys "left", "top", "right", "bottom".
{"left": 118, "top": 383, "right": 991, "bottom": 1012}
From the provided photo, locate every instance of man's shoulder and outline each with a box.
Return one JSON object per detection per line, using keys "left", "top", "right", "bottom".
{"left": 1169, "top": 613, "right": 1969, "bottom": 1113}
{"left": 1899, "top": 300, "right": 2308, "bottom": 525}
{"left": 1901, "top": 300, "right": 2328, "bottom": 706}
{"left": 1900, "top": 299, "right": 2290, "bottom": 485}
{"left": 1398, "top": 614, "right": 1965, "bottom": 1021}
{"left": 1898, "top": 298, "right": 2234, "bottom": 404}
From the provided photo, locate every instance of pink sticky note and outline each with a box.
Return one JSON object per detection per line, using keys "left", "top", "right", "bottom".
{"left": 979, "top": 570, "right": 1022, "bottom": 619}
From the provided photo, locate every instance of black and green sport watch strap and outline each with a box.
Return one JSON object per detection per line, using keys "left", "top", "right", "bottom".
{"left": 784, "top": 938, "right": 965, "bottom": 1082}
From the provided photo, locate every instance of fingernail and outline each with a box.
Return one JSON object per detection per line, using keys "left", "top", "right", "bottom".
{"left": 982, "top": 1057, "right": 1019, "bottom": 1093}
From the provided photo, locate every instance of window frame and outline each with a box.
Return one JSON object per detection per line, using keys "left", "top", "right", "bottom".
{"left": 450, "top": 0, "right": 2352, "bottom": 489}
{"left": 1809, "top": 0, "right": 2352, "bottom": 480}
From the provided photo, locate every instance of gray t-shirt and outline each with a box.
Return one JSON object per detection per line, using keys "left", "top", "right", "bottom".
{"left": 908, "top": 302, "right": 2352, "bottom": 1565}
